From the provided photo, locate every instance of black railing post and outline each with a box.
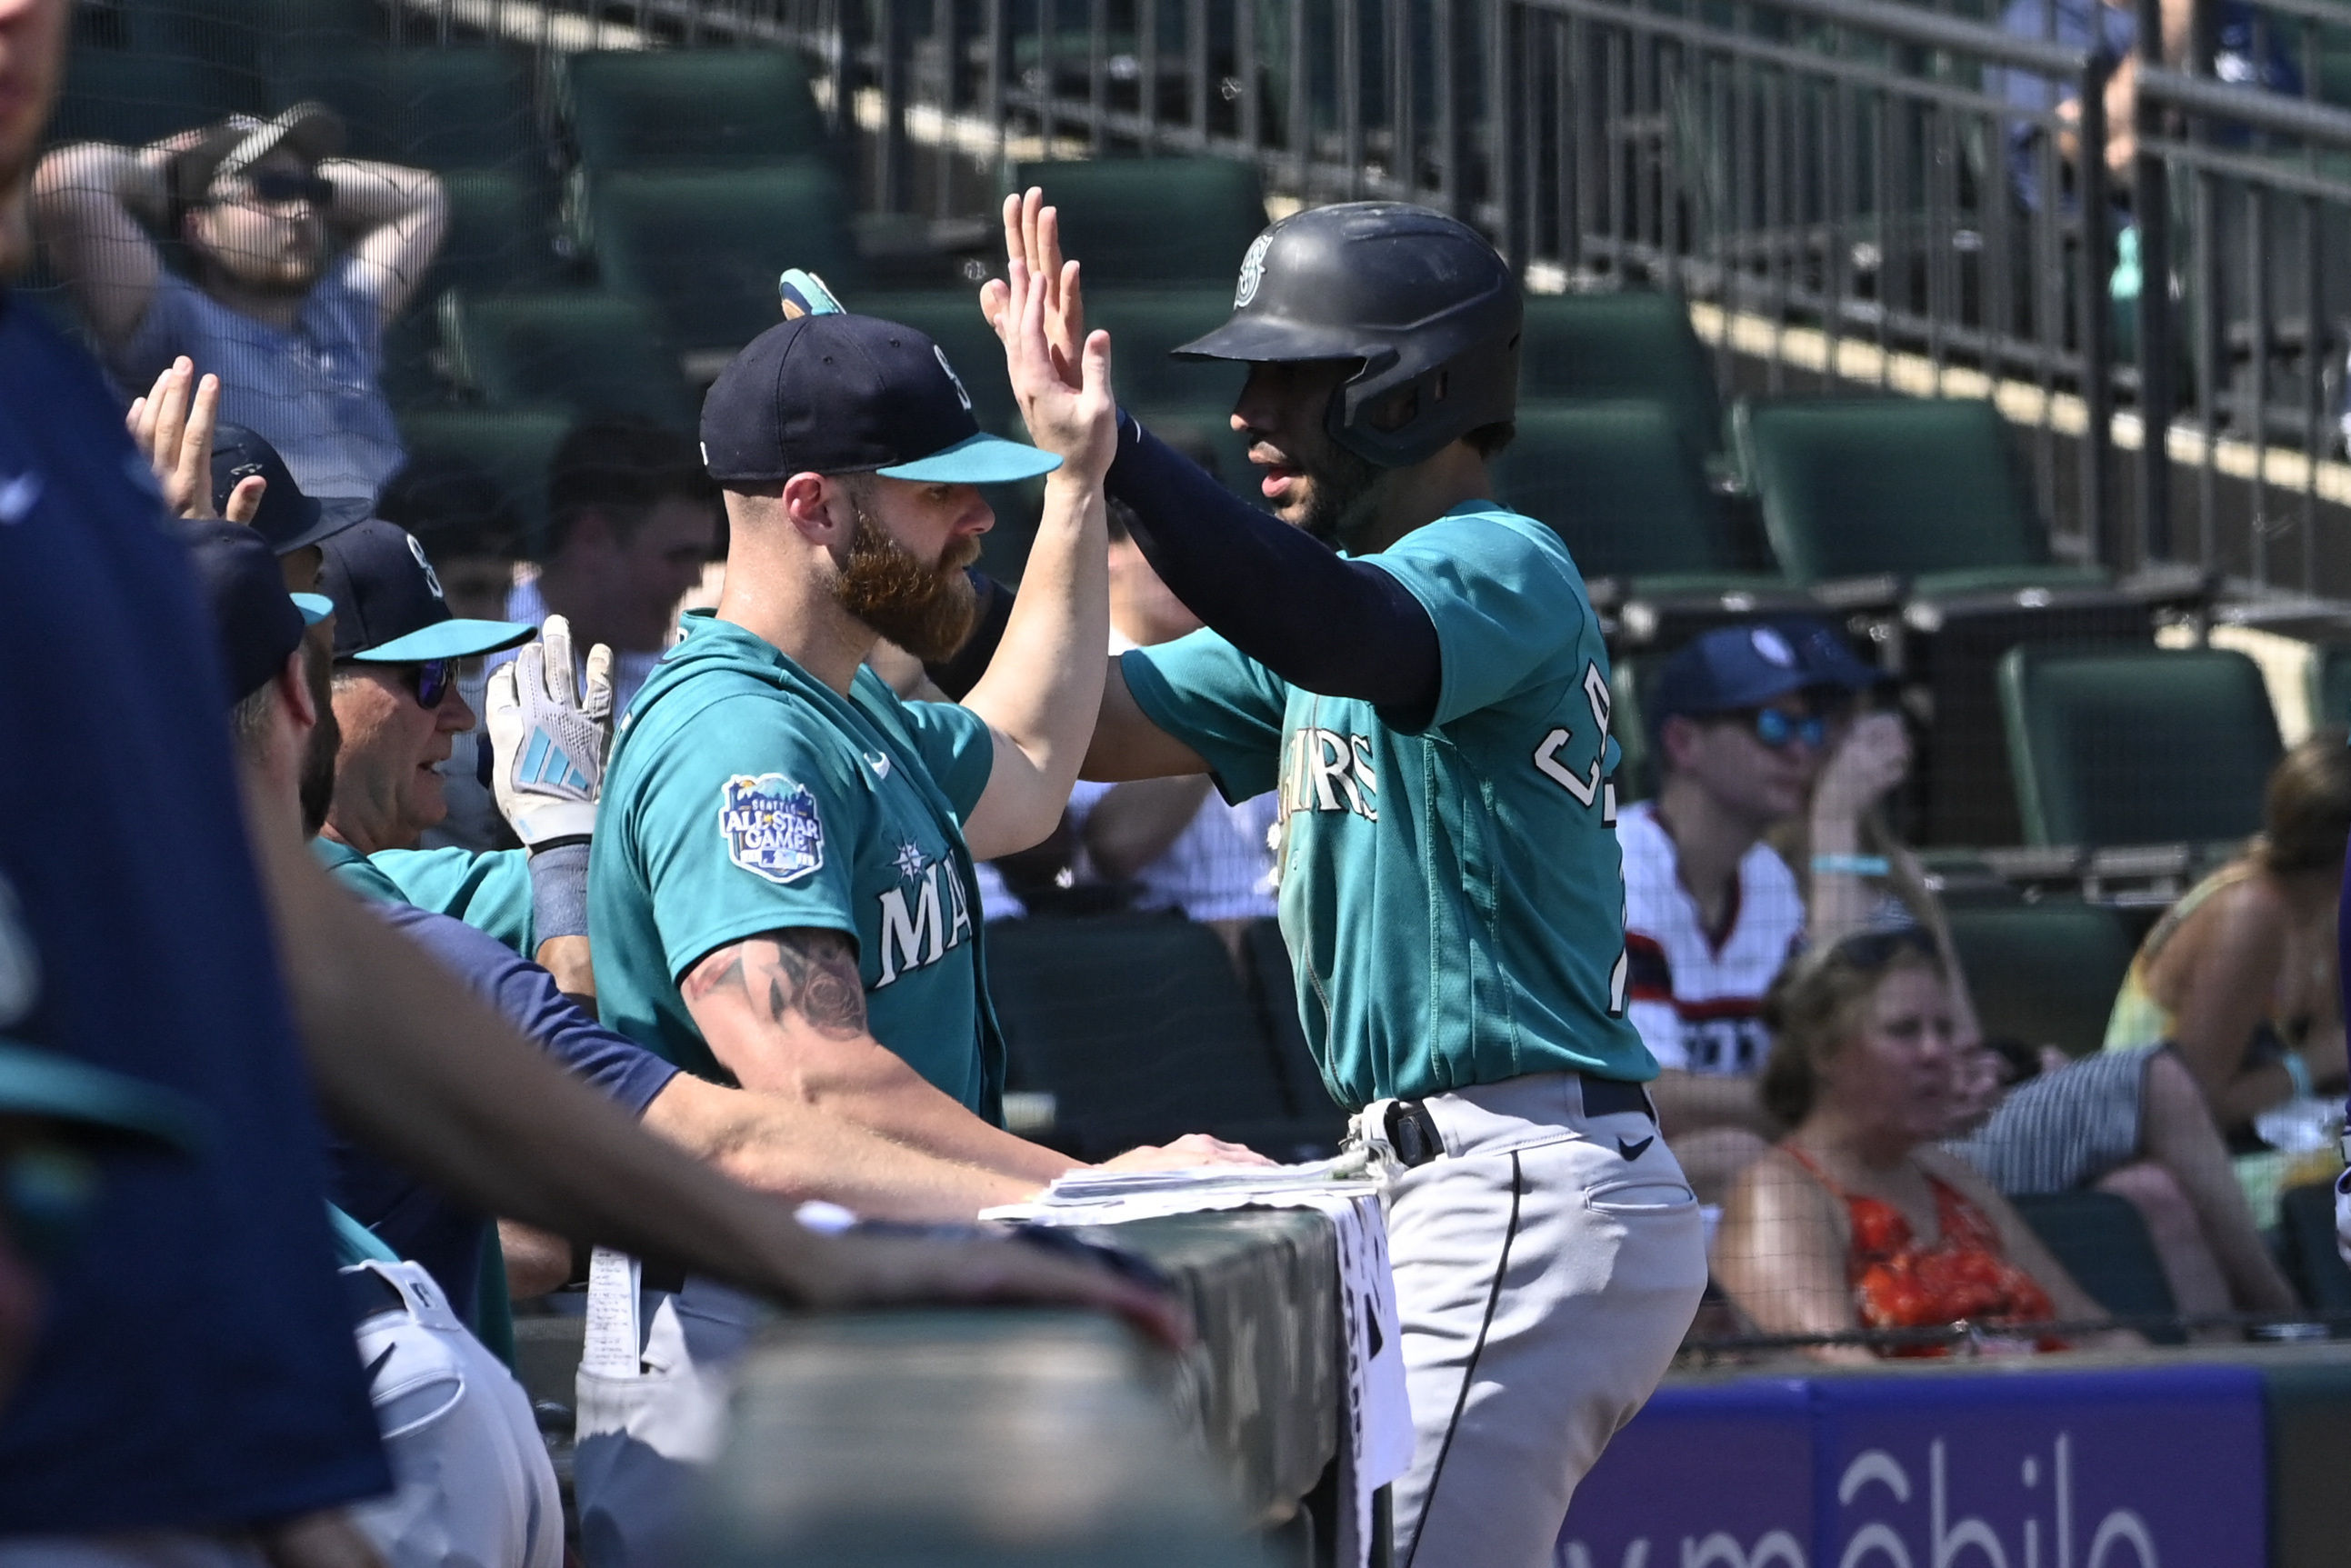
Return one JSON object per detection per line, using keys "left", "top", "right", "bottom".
{"left": 875, "top": 0, "right": 911, "bottom": 214}
{"left": 2133, "top": 0, "right": 2173, "bottom": 563}
{"left": 2077, "top": 50, "right": 2115, "bottom": 567}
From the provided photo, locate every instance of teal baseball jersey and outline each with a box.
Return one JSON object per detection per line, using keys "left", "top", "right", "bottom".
{"left": 590, "top": 612, "right": 1005, "bottom": 1119}
{"left": 1121, "top": 501, "right": 1652, "bottom": 1110}
{"left": 313, "top": 837, "right": 537, "bottom": 954}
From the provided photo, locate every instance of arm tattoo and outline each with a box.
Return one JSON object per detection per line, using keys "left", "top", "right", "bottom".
{"left": 685, "top": 930, "right": 868, "bottom": 1041}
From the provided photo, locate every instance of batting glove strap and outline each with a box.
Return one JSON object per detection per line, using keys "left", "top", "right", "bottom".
{"left": 527, "top": 840, "right": 591, "bottom": 943}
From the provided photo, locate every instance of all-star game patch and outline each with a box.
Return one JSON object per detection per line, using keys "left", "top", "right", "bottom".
{"left": 720, "top": 773, "right": 825, "bottom": 884}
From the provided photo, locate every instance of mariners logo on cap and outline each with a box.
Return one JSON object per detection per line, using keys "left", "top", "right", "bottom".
{"left": 405, "top": 532, "right": 445, "bottom": 602}
{"left": 1235, "top": 232, "right": 1274, "bottom": 308}
{"left": 1749, "top": 626, "right": 1796, "bottom": 667}
{"left": 720, "top": 773, "right": 825, "bottom": 884}
{"left": 935, "top": 345, "right": 973, "bottom": 412}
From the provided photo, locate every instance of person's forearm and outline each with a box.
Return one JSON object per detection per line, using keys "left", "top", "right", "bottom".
{"left": 1804, "top": 810, "right": 1875, "bottom": 947}
{"left": 535, "top": 934, "right": 595, "bottom": 1006}
{"left": 1650, "top": 1069, "right": 1778, "bottom": 1139}
{"left": 245, "top": 781, "right": 841, "bottom": 1302}
{"left": 960, "top": 470, "right": 1111, "bottom": 843}
{"left": 1085, "top": 774, "right": 1213, "bottom": 881}
{"left": 1105, "top": 416, "right": 1440, "bottom": 715}
{"left": 642, "top": 1074, "right": 1036, "bottom": 1221}
{"left": 319, "top": 157, "right": 439, "bottom": 228}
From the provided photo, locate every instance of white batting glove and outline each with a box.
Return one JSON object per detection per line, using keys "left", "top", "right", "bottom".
{"left": 485, "top": 614, "right": 614, "bottom": 848}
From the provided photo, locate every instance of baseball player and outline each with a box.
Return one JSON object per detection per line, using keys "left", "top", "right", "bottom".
{"left": 991, "top": 194, "right": 1709, "bottom": 1567}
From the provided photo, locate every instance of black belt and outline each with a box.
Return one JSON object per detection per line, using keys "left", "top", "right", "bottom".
{"left": 340, "top": 1264, "right": 409, "bottom": 1325}
{"left": 1382, "top": 1075, "right": 1655, "bottom": 1170}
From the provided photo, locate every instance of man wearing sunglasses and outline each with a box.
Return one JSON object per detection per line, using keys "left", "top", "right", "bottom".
{"left": 1621, "top": 621, "right": 1876, "bottom": 1204}
{"left": 34, "top": 102, "right": 444, "bottom": 507}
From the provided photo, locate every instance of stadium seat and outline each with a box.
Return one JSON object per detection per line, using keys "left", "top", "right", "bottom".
{"left": 1241, "top": 919, "right": 1348, "bottom": 1146}
{"left": 1733, "top": 396, "right": 2109, "bottom": 593}
{"left": 1606, "top": 651, "right": 1667, "bottom": 804}
{"left": 1492, "top": 401, "right": 1775, "bottom": 591}
{"left": 987, "top": 915, "right": 1337, "bottom": 1161}
{"left": 588, "top": 164, "right": 862, "bottom": 353}
{"left": 2306, "top": 642, "right": 2351, "bottom": 731}
{"left": 563, "top": 49, "right": 828, "bottom": 172}
{"left": 395, "top": 407, "right": 572, "bottom": 554}
{"left": 1011, "top": 157, "right": 1268, "bottom": 285}
{"left": 49, "top": 47, "right": 264, "bottom": 148}
{"left": 2008, "top": 1191, "right": 2183, "bottom": 1344}
{"left": 2278, "top": 1182, "right": 2351, "bottom": 1315}
{"left": 1088, "top": 287, "right": 1247, "bottom": 412}
{"left": 1998, "top": 644, "right": 2282, "bottom": 847}
{"left": 268, "top": 45, "right": 539, "bottom": 170}
{"left": 442, "top": 291, "right": 697, "bottom": 430}
{"left": 424, "top": 169, "right": 567, "bottom": 298}
{"left": 1519, "top": 292, "right": 1728, "bottom": 461}
{"left": 1945, "top": 902, "right": 2135, "bottom": 1057}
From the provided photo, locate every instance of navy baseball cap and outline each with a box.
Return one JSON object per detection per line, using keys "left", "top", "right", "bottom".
{"left": 0, "top": 1038, "right": 208, "bottom": 1154}
{"left": 700, "top": 313, "right": 1061, "bottom": 486}
{"left": 317, "top": 519, "right": 535, "bottom": 664}
{"left": 211, "top": 424, "right": 368, "bottom": 556}
{"left": 171, "top": 518, "right": 335, "bottom": 704}
{"left": 1650, "top": 619, "right": 1876, "bottom": 727}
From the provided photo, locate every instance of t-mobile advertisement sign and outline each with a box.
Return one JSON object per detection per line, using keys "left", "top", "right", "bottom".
{"left": 1560, "top": 1363, "right": 2266, "bottom": 1568}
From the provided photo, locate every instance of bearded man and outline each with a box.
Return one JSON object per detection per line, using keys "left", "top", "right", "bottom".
{"left": 34, "top": 103, "right": 445, "bottom": 505}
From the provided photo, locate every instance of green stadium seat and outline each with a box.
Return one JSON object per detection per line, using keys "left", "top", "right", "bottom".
{"left": 1011, "top": 157, "right": 1267, "bottom": 285}
{"left": 50, "top": 48, "right": 263, "bottom": 148}
{"left": 1493, "top": 401, "right": 1776, "bottom": 591}
{"left": 1088, "top": 287, "right": 1247, "bottom": 413}
{"left": 2306, "top": 642, "right": 2351, "bottom": 732}
{"left": 1946, "top": 902, "right": 2135, "bottom": 1057}
{"left": 2278, "top": 1182, "right": 2351, "bottom": 1315}
{"left": 1606, "top": 651, "right": 1669, "bottom": 805}
{"left": 1519, "top": 292, "right": 1727, "bottom": 460}
{"left": 268, "top": 45, "right": 538, "bottom": 170}
{"left": 988, "top": 915, "right": 1338, "bottom": 1162}
{"left": 2009, "top": 1191, "right": 2183, "bottom": 1343}
{"left": 563, "top": 49, "right": 827, "bottom": 171}
{"left": 443, "top": 291, "right": 696, "bottom": 430}
{"left": 1240, "top": 918, "right": 1350, "bottom": 1151}
{"left": 1998, "top": 644, "right": 2283, "bottom": 847}
{"left": 425, "top": 169, "right": 566, "bottom": 298}
{"left": 1734, "top": 396, "right": 2109, "bottom": 593}
{"left": 589, "top": 164, "right": 861, "bottom": 353}
{"left": 395, "top": 407, "right": 572, "bottom": 554}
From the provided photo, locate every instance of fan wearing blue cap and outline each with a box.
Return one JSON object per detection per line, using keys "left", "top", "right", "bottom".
{"left": 1618, "top": 620, "right": 1881, "bottom": 1204}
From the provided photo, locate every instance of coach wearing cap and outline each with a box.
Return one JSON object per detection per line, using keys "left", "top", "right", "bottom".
{"left": 213, "top": 419, "right": 369, "bottom": 591}
{"left": 35, "top": 103, "right": 445, "bottom": 504}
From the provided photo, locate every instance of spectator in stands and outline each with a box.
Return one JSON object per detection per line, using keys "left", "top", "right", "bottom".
{"left": 1622, "top": 622, "right": 1875, "bottom": 1203}
{"left": 505, "top": 416, "right": 723, "bottom": 713}
{"left": 1714, "top": 929, "right": 2136, "bottom": 1361}
{"left": 34, "top": 104, "right": 445, "bottom": 505}
{"left": 1766, "top": 660, "right": 2303, "bottom": 1324}
{"left": 2104, "top": 731, "right": 2351, "bottom": 1144}
{"left": 1069, "top": 497, "right": 1277, "bottom": 959}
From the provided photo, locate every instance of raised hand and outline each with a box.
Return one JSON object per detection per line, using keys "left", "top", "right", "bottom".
{"left": 992, "top": 215, "right": 1116, "bottom": 483}
{"left": 980, "top": 187, "right": 1085, "bottom": 394}
{"left": 485, "top": 614, "right": 614, "bottom": 848}
{"left": 126, "top": 356, "right": 265, "bottom": 524}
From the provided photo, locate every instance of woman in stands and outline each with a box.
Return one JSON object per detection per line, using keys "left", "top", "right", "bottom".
{"left": 1776, "top": 687, "right": 2303, "bottom": 1327}
{"left": 2102, "top": 731, "right": 2350, "bottom": 1145}
{"left": 1714, "top": 930, "right": 2140, "bottom": 1360}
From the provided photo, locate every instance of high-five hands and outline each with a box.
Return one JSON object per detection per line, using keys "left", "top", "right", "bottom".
{"left": 127, "top": 356, "right": 265, "bottom": 524}
{"left": 979, "top": 187, "right": 1115, "bottom": 480}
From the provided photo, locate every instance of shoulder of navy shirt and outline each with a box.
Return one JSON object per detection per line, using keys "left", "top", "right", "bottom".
{"left": 0, "top": 291, "right": 390, "bottom": 1532}
{"left": 326, "top": 901, "right": 679, "bottom": 1318}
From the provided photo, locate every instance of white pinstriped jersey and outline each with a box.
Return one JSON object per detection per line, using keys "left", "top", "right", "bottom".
{"left": 1616, "top": 801, "right": 1805, "bottom": 1075}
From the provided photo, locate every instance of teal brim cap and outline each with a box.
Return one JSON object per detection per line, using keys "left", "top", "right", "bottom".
{"left": 0, "top": 1039, "right": 208, "bottom": 1154}
{"left": 349, "top": 619, "right": 536, "bottom": 664}
{"left": 291, "top": 593, "right": 334, "bottom": 626}
{"left": 877, "top": 432, "right": 1063, "bottom": 484}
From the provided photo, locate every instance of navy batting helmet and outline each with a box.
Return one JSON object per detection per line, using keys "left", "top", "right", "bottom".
{"left": 1173, "top": 202, "right": 1522, "bottom": 468}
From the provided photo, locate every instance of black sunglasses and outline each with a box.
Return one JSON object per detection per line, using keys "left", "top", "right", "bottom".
{"left": 235, "top": 170, "right": 335, "bottom": 207}
{"left": 1734, "top": 706, "right": 1830, "bottom": 751}
{"left": 337, "top": 656, "right": 456, "bottom": 708}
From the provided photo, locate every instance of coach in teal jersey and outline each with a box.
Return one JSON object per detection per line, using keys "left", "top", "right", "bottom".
{"left": 593, "top": 275, "right": 1258, "bottom": 1193}
{"left": 992, "top": 194, "right": 1708, "bottom": 1568}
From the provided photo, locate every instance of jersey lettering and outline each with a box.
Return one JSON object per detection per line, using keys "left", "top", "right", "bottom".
{"left": 1280, "top": 727, "right": 1378, "bottom": 824}
{"left": 875, "top": 862, "right": 969, "bottom": 987}
{"left": 1534, "top": 660, "right": 1616, "bottom": 810}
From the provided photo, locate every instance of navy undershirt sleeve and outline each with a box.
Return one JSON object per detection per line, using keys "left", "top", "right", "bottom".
{"left": 1105, "top": 414, "right": 1443, "bottom": 724}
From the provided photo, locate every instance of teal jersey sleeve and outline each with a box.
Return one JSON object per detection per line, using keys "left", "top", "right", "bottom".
{"left": 627, "top": 689, "right": 869, "bottom": 983}
{"left": 1118, "top": 632, "right": 1291, "bottom": 802}
{"left": 881, "top": 687, "right": 995, "bottom": 821}
{"left": 365, "top": 844, "right": 538, "bottom": 955}
{"left": 314, "top": 836, "right": 406, "bottom": 904}
{"left": 1364, "top": 506, "right": 1595, "bottom": 730}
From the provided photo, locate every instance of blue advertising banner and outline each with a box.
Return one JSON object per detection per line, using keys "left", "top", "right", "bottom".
{"left": 1558, "top": 1363, "right": 2266, "bottom": 1568}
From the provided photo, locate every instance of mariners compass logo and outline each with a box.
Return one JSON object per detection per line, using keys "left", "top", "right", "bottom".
{"left": 719, "top": 773, "right": 825, "bottom": 884}
{"left": 1235, "top": 232, "right": 1274, "bottom": 308}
